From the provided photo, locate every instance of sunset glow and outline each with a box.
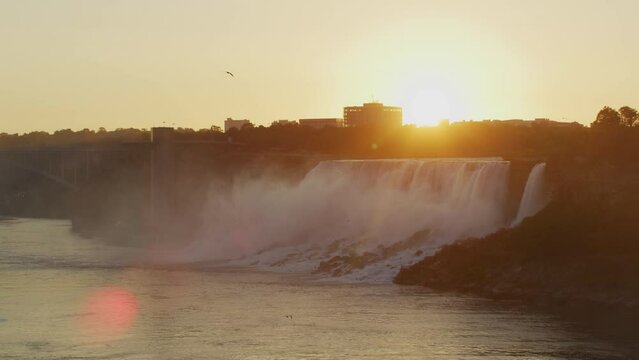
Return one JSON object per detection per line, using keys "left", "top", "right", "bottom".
{"left": 3, "top": 1, "right": 639, "bottom": 359}
{"left": 1, "top": 1, "right": 638, "bottom": 132}
{"left": 397, "top": 73, "right": 468, "bottom": 126}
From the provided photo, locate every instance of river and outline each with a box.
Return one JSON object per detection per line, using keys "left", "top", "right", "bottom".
{"left": 0, "top": 218, "right": 634, "bottom": 359}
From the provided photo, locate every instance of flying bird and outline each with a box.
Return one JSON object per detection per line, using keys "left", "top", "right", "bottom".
{"left": 225, "top": 71, "right": 235, "bottom": 78}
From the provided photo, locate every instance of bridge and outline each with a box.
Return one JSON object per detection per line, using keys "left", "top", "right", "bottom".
{"left": 0, "top": 128, "right": 238, "bottom": 240}
{"left": 0, "top": 147, "right": 133, "bottom": 191}
{"left": 0, "top": 127, "right": 322, "bottom": 242}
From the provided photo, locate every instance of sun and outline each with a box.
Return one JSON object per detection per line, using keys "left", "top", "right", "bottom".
{"left": 392, "top": 68, "right": 471, "bottom": 127}
{"left": 403, "top": 88, "right": 454, "bottom": 126}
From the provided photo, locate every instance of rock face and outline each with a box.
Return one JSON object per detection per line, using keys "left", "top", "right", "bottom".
{"left": 394, "top": 164, "right": 639, "bottom": 310}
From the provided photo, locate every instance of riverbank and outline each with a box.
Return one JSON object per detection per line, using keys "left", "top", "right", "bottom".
{"left": 394, "top": 163, "right": 639, "bottom": 311}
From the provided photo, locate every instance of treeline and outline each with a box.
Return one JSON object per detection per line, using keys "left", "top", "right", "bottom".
{"left": 592, "top": 106, "right": 639, "bottom": 128}
{"left": 215, "top": 105, "right": 639, "bottom": 161}
{"left": 588, "top": 105, "right": 639, "bottom": 162}
{"left": 228, "top": 120, "right": 588, "bottom": 159}
{"left": 2, "top": 105, "right": 639, "bottom": 161}
{"left": 0, "top": 127, "right": 226, "bottom": 148}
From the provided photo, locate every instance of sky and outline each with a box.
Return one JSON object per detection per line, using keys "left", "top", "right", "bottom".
{"left": 1, "top": 0, "right": 638, "bottom": 133}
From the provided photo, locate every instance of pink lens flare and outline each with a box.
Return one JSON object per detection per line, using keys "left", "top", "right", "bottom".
{"left": 79, "top": 286, "right": 138, "bottom": 338}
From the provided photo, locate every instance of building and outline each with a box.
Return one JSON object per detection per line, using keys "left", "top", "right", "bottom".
{"left": 224, "top": 118, "right": 252, "bottom": 132}
{"left": 532, "top": 118, "right": 582, "bottom": 128}
{"left": 298, "top": 118, "right": 344, "bottom": 129}
{"left": 499, "top": 119, "right": 531, "bottom": 127}
{"left": 343, "top": 102, "right": 402, "bottom": 128}
{"left": 486, "top": 118, "right": 582, "bottom": 128}
{"left": 271, "top": 119, "right": 297, "bottom": 126}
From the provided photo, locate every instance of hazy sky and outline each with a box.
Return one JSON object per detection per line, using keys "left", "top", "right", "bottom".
{"left": 1, "top": 0, "right": 638, "bottom": 133}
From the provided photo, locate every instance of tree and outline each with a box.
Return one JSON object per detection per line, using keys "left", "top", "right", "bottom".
{"left": 591, "top": 106, "right": 622, "bottom": 129}
{"left": 240, "top": 122, "right": 254, "bottom": 130}
{"left": 619, "top": 106, "right": 639, "bottom": 127}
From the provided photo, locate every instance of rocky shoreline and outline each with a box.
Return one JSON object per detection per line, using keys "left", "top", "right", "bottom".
{"left": 394, "top": 195, "right": 639, "bottom": 311}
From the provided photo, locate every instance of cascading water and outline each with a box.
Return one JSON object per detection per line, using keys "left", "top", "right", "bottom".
{"left": 176, "top": 158, "right": 516, "bottom": 282}
{"left": 512, "top": 163, "right": 550, "bottom": 227}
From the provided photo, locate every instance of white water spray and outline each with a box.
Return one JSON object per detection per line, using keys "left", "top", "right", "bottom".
{"left": 176, "top": 158, "right": 518, "bottom": 281}
{"left": 512, "top": 163, "right": 550, "bottom": 226}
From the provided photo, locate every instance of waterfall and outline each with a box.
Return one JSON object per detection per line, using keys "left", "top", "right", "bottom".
{"left": 512, "top": 163, "right": 550, "bottom": 226}
{"left": 175, "top": 158, "right": 514, "bottom": 282}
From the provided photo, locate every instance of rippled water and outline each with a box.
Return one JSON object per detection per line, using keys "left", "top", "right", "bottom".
{"left": 0, "top": 218, "right": 635, "bottom": 359}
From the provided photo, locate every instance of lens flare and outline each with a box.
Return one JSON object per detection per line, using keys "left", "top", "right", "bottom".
{"left": 79, "top": 287, "right": 138, "bottom": 339}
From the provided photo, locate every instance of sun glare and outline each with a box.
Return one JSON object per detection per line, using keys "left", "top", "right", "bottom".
{"left": 404, "top": 88, "right": 453, "bottom": 126}
{"left": 394, "top": 70, "right": 470, "bottom": 127}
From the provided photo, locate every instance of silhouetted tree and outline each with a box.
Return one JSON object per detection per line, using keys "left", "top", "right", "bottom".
{"left": 591, "top": 106, "right": 622, "bottom": 129}
{"left": 241, "top": 123, "right": 255, "bottom": 130}
{"left": 619, "top": 106, "right": 639, "bottom": 127}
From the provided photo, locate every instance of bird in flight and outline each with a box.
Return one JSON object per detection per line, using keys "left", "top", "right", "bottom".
{"left": 225, "top": 71, "right": 235, "bottom": 77}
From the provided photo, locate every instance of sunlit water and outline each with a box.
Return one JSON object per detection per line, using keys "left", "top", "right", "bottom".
{"left": 1, "top": 218, "right": 636, "bottom": 359}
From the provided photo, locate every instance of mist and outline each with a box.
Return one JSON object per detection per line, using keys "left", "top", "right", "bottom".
{"left": 163, "top": 158, "right": 545, "bottom": 281}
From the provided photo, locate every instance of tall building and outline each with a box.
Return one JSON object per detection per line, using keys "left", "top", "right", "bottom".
{"left": 298, "top": 118, "right": 344, "bottom": 129}
{"left": 343, "top": 102, "right": 402, "bottom": 128}
{"left": 224, "top": 118, "right": 252, "bottom": 132}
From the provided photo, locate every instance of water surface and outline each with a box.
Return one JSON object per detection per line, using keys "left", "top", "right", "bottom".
{"left": 0, "top": 218, "right": 634, "bottom": 359}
